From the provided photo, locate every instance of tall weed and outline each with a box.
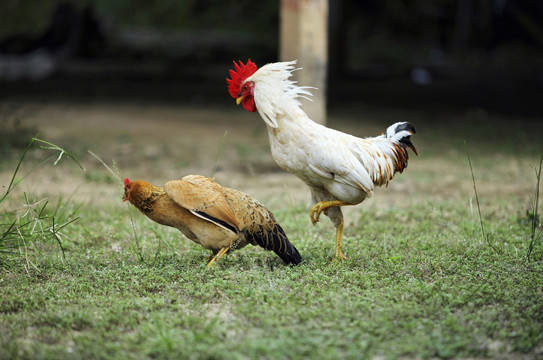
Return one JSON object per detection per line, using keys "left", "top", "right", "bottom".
{"left": 0, "top": 137, "right": 84, "bottom": 272}
{"left": 465, "top": 142, "right": 499, "bottom": 254}
{"left": 526, "top": 155, "right": 542, "bottom": 260}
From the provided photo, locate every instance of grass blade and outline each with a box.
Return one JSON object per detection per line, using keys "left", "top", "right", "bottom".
{"left": 1, "top": 137, "right": 84, "bottom": 267}
{"left": 33, "top": 137, "right": 85, "bottom": 171}
{"left": 88, "top": 150, "right": 121, "bottom": 182}
{"left": 527, "top": 154, "right": 543, "bottom": 260}
{"left": 465, "top": 141, "right": 499, "bottom": 254}
{"left": 211, "top": 131, "right": 228, "bottom": 178}
{"left": 0, "top": 137, "right": 35, "bottom": 203}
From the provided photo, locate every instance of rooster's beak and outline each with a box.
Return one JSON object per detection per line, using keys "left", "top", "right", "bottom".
{"left": 236, "top": 96, "right": 243, "bottom": 105}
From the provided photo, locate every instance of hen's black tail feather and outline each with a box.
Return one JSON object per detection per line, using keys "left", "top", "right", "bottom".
{"left": 243, "top": 224, "right": 302, "bottom": 265}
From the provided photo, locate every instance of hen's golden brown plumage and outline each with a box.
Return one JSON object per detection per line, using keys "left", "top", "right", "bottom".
{"left": 123, "top": 175, "right": 301, "bottom": 267}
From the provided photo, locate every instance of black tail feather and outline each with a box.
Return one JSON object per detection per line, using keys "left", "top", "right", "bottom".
{"left": 386, "top": 122, "right": 418, "bottom": 156}
{"left": 243, "top": 224, "right": 302, "bottom": 265}
{"left": 392, "top": 122, "right": 416, "bottom": 135}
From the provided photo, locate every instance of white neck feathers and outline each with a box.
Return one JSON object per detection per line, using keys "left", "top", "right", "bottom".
{"left": 246, "top": 60, "right": 314, "bottom": 128}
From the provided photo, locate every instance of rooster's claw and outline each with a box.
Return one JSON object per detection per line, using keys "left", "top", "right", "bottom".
{"left": 309, "top": 204, "right": 324, "bottom": 224}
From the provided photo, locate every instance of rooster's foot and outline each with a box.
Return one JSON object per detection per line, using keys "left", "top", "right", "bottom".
{"left": 331, "top": 218, "right": 347, "bottom": 261}
{"left": 309, "top": 203, "right": 326, "bottom": 224}
{"left": 332, "top": 249, "right": 348, "bottom": 261}
{"left": 309, "top": 200, "right": 350, "bottom": 224}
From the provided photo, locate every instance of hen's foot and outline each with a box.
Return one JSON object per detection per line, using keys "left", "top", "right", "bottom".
{"left": 206, "top": 247, "right": 230, "bottom": 268}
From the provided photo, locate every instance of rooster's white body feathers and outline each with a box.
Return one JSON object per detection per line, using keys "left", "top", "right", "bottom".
{"left": 244, "top": 60, "right": 416, "bottom": 207}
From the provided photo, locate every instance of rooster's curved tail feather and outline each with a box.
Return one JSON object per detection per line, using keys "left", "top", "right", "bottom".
{"left": 360, "top": 121, "right": 417, "bottom": 186}
{"left": 385, "top": 122, "right": 418, "bottom": 156}
{"left": 382, "top": 121, "right": 417, "bottom": 175}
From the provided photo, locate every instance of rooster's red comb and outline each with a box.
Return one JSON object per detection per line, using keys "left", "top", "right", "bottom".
{"left": 227, "top": 59, "right": 257, "bottom": 98}
{"left": 124, "top": 178, "right": 130, "bottom": 186}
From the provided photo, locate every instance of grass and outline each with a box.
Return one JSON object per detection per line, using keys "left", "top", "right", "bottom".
{"left": 1, "top": 201, "right": 542, "bottom": 359}
{"left": 0, "top": 137, "right": 84, "bottom": 271}
{"left": 526, "top": 155, "right": 543, "bottom": 260}
{"left": 1, "top": 106, "right": 542, "bottom": 359}
{"left": 465, "top": 141, "right": 498, "bottom": 255}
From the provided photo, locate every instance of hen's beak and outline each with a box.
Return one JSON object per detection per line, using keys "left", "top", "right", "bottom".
{"left": 236, "top": 96, "right": 243, "bottom": 105}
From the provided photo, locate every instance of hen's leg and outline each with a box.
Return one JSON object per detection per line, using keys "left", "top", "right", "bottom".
{"left": 309, "top": 200, "right": 349, "bottom": 224}
{"left": 206, "top": 247, "right": 230, "bottom": 268}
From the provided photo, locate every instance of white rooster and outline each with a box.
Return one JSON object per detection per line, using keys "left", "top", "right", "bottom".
{"left": 227, "top": 59, "right": 417, "bottom": 260}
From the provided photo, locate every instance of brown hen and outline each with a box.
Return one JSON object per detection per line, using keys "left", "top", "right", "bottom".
{"left": 123, "top": 175, "right": 301, "bottom": 267}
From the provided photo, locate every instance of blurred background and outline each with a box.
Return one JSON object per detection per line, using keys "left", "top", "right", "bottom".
{"left": 2, "top": 4, "right": 543, "bottom": 359}
{"left": 0, "top": 0, "right": 542, "bottom": 115}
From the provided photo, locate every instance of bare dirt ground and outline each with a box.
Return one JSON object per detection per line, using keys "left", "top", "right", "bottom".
{"left": 1, "top": 100, "right": 542, "bottom": 228}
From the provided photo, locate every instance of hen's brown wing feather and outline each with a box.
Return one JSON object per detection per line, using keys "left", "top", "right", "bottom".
{"left": 164, "top": 176, "right": 240, "bottom": 230}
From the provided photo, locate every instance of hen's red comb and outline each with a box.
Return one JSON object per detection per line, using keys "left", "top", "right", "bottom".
{"left": 124, "top": 178, "right": 130, "bottom": 186}
{"left": 227, "top": 59, "right": 257, "bottom": 98}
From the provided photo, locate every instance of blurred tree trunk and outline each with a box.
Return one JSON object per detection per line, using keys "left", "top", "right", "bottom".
{"left": 280, "top": 0, "right": 328, "bottom": 125}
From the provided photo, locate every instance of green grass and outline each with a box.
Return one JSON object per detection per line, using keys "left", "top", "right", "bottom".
{"left": 1, "top": 110, "right": 542, "bottom": 359}
{"left": 0, "top": 138, "right": 84, "bottom": 270}
{"left": 1, "top": 198, "right": 542, "bottom": 359}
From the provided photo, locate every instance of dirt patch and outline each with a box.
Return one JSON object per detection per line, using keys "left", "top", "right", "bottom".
{"left": 1, "top": 100, "right": 541, "bottom": 222}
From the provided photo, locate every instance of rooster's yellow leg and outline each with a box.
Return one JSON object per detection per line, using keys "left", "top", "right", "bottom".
{"left": 333, "top": 218, "right": 347, "bottom": 261}
{"left": 309, "top": 200, "right": 350, "bottom": 224}
{"left": 206, "top": 247, "right": 230, "bottom": 268}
